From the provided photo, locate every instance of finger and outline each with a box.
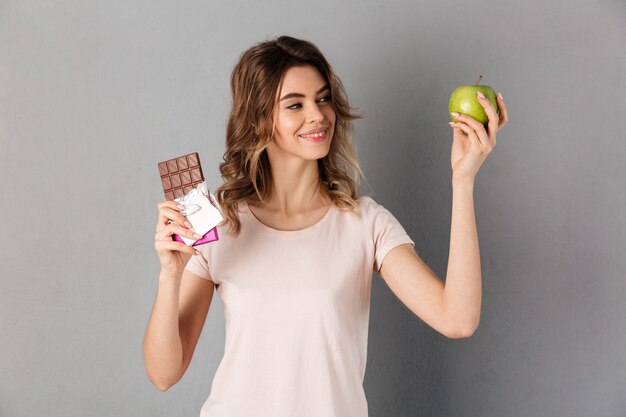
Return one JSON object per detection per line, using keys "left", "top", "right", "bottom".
{"left": 477, "top": 91, "right": 500, "bottom": 136}
{"left": 155, "top": 239, "right": 196, "bottom": 255}
{"left": 496, "top": 93, "right": 509, "bottom": 130}
{"left": 158, "top": 199, "right": 185, "bottom": 213}
{"left": 451, "top": 111, "right": 489, "bottom": 141}
{"left": 157, "top": 201, "right": 177, "bottom": 225}
{"left": 155, "top": 222, "right": 200, "bottom": 241}
{"left": 158, "top": 200, "right": 184, "bottom": 212}
{"left": 450, "top": 121, "right": 483, "bottom": 148}
{"left": 157, "top": 204, "right": 190, "bottom": 230}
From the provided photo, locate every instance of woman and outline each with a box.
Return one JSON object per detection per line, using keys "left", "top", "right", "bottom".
{"left": 144, "top": 35, "right": 508, "bottom": 417}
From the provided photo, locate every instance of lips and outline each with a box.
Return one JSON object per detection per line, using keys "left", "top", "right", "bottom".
{"left": 299, "top": 128, "right": 328, "bottom": 141}
{"left": 299, "top": 127, "right": 328, "bottom": 136}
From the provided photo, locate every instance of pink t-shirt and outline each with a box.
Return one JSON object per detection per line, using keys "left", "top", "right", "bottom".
{"left": 184, "top": 195, "right": 414, "bottom": 417}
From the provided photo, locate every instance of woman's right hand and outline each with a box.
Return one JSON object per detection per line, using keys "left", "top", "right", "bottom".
{"left": 154, "top": 200, "right": 203, "bottom": 278}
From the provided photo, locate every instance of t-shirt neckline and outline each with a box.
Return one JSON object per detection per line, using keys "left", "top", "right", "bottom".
{"left": 244, "top": 200, "right": 336, "bottom": 237}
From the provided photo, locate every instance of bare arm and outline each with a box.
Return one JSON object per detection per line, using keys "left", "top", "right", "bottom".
{"left": 378, "top": 181, "right": 482, "bottom": 338}
{"left": 443, "top": 179, "right": 481, "bottom": 336}
{"left": 143, "top": 269, "right": 215, "bottom": 391}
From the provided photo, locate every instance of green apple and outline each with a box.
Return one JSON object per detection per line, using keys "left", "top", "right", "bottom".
{"left": 449, "top": 75, "right": 499, "bottom": 126}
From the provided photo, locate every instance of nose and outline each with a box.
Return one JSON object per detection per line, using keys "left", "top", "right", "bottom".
{"left": 306, "top": 102, "right": 325, "bottom": 123}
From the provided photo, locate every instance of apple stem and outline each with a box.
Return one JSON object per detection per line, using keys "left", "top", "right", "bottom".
{"left": 475, "top": 74, "right": 483, "bottom": 86}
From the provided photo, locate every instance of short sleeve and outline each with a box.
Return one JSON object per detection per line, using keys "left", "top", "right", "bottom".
{"left": 368, "top": 197, "right": 415, "bottom": 274}
{"left": 184, "top": 249, "right": 214, "bottom": 282}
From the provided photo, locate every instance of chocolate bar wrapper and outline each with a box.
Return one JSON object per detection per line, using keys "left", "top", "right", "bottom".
{"left": 172, "top": 182, "right": 222, "bottom": 247}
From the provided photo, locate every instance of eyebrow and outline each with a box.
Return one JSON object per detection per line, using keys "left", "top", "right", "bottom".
{"left": 279, "top": 84, "right": 330, "bottom": 101}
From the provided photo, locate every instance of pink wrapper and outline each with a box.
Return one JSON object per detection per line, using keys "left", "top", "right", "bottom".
{"left": 172, "top": 227, "right": 219, "bottom": 247}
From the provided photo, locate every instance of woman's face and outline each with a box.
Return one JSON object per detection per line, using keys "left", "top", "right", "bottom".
{"left": 268, "top": 65, "right": 336, "bottom": 161}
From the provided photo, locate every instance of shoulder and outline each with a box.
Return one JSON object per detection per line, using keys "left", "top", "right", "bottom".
{"left": 332, "top": 194, "right": 376, "bottom": 218}
{"left": 355, "top": 194, "right": 386, "bottom": 213}
{"left": 339, "top": 195, "right": 393, "bottom": 227}
{"left": 355, "top": 195, "right": 407, "bottom": 232}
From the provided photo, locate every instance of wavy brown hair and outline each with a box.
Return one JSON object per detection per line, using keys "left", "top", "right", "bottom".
{"left": 214, "top": 35, "right": 370, "bottom": 237}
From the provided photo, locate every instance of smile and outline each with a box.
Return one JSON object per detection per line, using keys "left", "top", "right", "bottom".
{"left": 299, "top": 128, "right": 328, "bottom": 142}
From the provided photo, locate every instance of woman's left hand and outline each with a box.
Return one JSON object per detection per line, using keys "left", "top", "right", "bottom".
{"left": 449, "top": 91, "right": 509, "bottom": 184}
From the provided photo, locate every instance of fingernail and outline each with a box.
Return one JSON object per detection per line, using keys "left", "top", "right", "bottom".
{"left": 477, "top": 91, "right": 486, "bottom": 99}
{"left": 184, "top": 220, "right": 192, "bottom": 228}
{"left": 448, "top": 121, "right": 456, "bottom": 126}
{"left": 177, "top": 204, "right": 185, "bottom": 210}
{"left": 498, "top": 92, "right": 504, "bottom": 101}
{"left": 193, "top": 233, "right": 202, "bottom": 239}
{"left": 451, "top": 112, "right": 460, "bottom": 117}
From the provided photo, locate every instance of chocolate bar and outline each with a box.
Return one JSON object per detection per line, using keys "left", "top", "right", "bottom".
{"left": 157, "top": 152, "right": 205, "bottom": 200}
{"left": 156, "top": 152, "right": 222, "bottom": 247}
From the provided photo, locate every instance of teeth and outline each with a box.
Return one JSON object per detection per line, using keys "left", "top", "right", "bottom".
{"left": 301, "top": 129, "right": 326, "bottom": 138}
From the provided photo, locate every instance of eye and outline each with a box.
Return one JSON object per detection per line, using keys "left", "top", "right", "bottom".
{"left": 287, "top": 95, "right": 332, "bottom": 110}
{"left": 319, "top": 94, "right": 332, "bottom": 103}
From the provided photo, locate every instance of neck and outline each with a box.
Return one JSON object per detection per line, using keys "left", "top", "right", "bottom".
{"left": 264, "top": 161, "right": 330, "bottom": 216}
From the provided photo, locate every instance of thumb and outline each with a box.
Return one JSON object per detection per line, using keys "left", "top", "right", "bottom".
{"left": 452, "top": 127, "right": 466, "bottom": 145}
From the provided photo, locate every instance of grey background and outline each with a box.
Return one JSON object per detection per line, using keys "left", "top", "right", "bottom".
{"left": 1, "top": 0, "right": 624, "bottom": 416}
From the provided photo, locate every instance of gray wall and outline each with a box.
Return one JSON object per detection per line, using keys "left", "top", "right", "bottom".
{"left": 1, "top": 0, "right": 625, "bottom": 416}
